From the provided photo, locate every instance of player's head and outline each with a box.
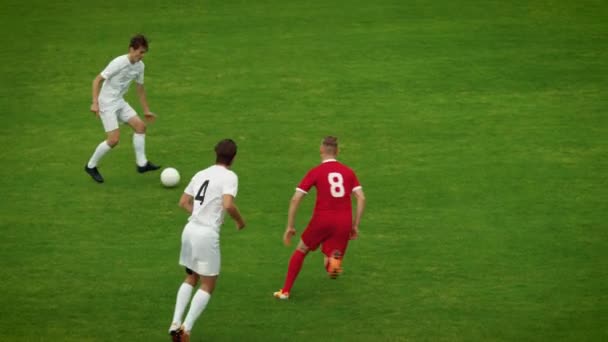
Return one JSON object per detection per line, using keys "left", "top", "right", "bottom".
{"left": 215, "top": 139, "right": 238, "bottom": 166}
{"left": 320, "top": 136, "right": 338, "bottom": 157}
{"left": 128, "top": 34, "right": 149, "bottom": 62}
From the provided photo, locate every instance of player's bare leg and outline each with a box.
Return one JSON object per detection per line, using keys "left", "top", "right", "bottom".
{"left": 85, "top": 129, "right": 120, "bottom": 183}
{"left": 127, "top": 115, "right": 160, "bottom": 173}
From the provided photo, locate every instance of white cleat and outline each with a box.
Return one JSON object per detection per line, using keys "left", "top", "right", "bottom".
{"left": 273, "top": 289, "right": 290, "bottom": 300}
{"left": 168, "top": 322, "right": 181, "bottom": 333}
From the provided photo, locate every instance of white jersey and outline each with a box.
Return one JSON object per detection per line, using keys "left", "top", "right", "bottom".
{"left": 184, "top": 165, "right": 238, "bottom": 232}
{"left": 98, "top": 54, "right": 144, "bottom": 105}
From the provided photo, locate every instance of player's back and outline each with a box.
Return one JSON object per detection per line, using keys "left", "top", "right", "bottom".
{"left": 186, "top": 165, "right": 238, "bottom": 231}
{"left": 298, "top": 160, "right": 361, "bottom": 214}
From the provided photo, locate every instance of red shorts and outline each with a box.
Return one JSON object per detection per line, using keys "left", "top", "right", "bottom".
{"left": 301, "top": 212, "right": 352, "bottom": 257}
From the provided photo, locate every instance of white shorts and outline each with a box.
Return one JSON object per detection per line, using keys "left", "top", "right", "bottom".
{"left": 179, "top": 221, "right": 221, "bottom": 276}
{"left": 99, "top": 100, "right": 137, "bottom": 132}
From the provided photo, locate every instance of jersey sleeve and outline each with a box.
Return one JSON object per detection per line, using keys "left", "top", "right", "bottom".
{"left": 136, "top": 63, "right": 144, "bottom": 84}
{"left": 296, "top": 168, "right": 316, "bottom": 194}
{"left": 222, "top": 173, "right": 238, "bottom": 197}
{"left": 351, "top": 170, "right": 362, "bottom": 192}
{"left": 184, "top": 176, "right": 196, "bottom": 196}
{"left": 100, "top": 57, "right": 123, "bottom": 80}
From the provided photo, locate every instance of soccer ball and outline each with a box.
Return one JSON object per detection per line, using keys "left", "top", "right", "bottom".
{"left": 160, "top": 167, "right": 180, "bottom": 187}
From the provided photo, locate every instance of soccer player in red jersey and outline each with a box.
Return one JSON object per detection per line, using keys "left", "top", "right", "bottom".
{"left": 274, "top": 136, "right": 366, "bottom": 299}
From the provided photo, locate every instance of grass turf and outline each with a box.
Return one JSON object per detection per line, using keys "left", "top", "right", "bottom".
{"left": 0, "top": 0, "right": 606, "bottom": 340}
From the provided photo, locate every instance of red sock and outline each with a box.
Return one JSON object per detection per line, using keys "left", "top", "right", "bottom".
{"left": 282, "top": 250, "right": 306, "bottom": 293}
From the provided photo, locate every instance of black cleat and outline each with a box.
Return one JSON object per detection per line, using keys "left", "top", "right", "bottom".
{"left": 84, "top": 165, "right": 104, "bottom": 183}
{"left": 137, "top": 161, "right": 161, "bottom": 173}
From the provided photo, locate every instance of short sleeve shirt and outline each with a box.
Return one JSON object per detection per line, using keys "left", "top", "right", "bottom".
{"left": 185, "top": 165, "right": 238, "bottom": 232}
{"left": 297, "top": 159, "right": 361, "bottom": 215}
{"left": 98, "top": 55, "right": 144, "bottom": 104}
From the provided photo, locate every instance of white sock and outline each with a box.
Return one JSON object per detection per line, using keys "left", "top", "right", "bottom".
{"left": 87, "top": 141, "right": 112, "bottom": 168}
{"left": 183, "top": 289, "right": 211, "bottom": 332}
{"left": 133, "top": 133, "right": 148, "bottom": 167}
{"left": 172, "top": 283, "right": 194, "bottom": 325}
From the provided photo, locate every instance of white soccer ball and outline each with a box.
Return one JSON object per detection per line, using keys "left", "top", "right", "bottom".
{"left": 161, "top": 167, "right": 180, "bottom": 187}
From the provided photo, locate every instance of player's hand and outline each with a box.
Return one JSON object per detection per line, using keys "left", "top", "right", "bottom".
{"left": 236, "top": 219, "right": 246, "bottom": 230}
{"left": 283, "top": 227, "right": 296, "bottom": 246}
{"left": 144, "top": 112, "right": 156, "bottom": 123}
{"left": 90, "top": 103, "right": 100, "bottom": 117}
{"left": 349, "top": 225, "right": 359, "bottom": 240}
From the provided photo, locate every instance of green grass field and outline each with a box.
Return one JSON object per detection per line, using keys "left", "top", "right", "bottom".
{"left": 1, "top": 0, "right": 607, "bottom": 341}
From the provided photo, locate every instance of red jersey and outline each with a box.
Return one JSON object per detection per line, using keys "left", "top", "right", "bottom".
{"left": 297, "top": 159, "right": 361, "bottom": 214}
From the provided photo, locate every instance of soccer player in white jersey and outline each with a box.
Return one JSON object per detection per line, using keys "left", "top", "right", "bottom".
{"left": 168, "top": 139, "right": 246, "bottom": 342}
{"left": 84, "top": 34, "right": 160, "bottom": 183}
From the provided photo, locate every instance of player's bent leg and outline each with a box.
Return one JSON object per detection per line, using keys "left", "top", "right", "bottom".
{"left": 128, "top": 116, "right": 161, "bottom": 173}
{"left": 322, "top": 245, "right": 347, "bottom": 279}
{"left": 327, "top": 250, "right": 343, "bottom": 279}
{"left": 322, "top": 227, "right": 350, "bottom": 279}
{"left": 127, "top": 114, "right": 146, "bottom": 134}
{"left": 84, "top": 129, "right": 118, "bottom": 183}
{"left": 184, "top": 269, "right": 198, "bottom": 286}
{"left": 84, "top": 129, "right": 120, "bottom": 183}
{"left": 169, "top": 268, "right": 200, "bottom": 338}
{"left": 200, "top": 275, "right": 218, "bottom": 295}
{"left": 322, "top": 245, "right": 344, "bottom": 278}
{"left": 169, "top": 272, "right": 198, "bottom": 339}
{"left": 105, "top": 129, "right": 120, "bottom": 147}
{"left": 274, "top": 240, "right": 311, "bottom": 300}
{"left": 181, "top": 276, "right": 215, "bottom": 339}
{"left": 296, "top": 239, "right": 311, "bottom": 254}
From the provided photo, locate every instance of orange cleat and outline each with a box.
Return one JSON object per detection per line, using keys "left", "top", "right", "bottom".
{"left": 328, "top": 251, "right": 343, "bottom": 279}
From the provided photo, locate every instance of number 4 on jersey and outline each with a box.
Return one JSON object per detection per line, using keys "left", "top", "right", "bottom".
{"left": 195, "top": 180, "right": 210, "bottom": 204}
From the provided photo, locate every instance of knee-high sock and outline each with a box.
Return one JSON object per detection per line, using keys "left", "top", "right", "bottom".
{"left": 133, "top": 133, "right": 148, "bottom": 167}
{"left": 282, "top": 250, "right": 306, "bottom": 293}
{"left": 183, "top": 289, "right": 211, "bottom": 332}
{"left": 172, "top": 283, "right": 194, "bottom": 325}
{"left": 87, "top": 141, "right": 112, "bottom": 168}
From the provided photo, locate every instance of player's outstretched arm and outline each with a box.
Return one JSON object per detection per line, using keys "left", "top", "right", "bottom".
{"left": 351, "top": 189, "right": 366, "bottom": 239}
{"left": 284, "top": 191, "right": 305, "bottom": 245}
{"left": 179, "top": 193, "right": 194, "bottom": 214}
{"left": 223, "top": 194, "right": 245, "bottom": 230}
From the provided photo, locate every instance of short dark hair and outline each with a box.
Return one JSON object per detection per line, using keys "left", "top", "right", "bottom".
{"left": 323, "top": 136, "right": 338, "bottom": 147}
{"left": 215, "top": 139, "right": 237, "bottom": 165}
{"left": 129, "top": 34, "right": 149, "bottom": 50}
{"left": 322, "top": 136, "right": 338, "bottom": 154}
